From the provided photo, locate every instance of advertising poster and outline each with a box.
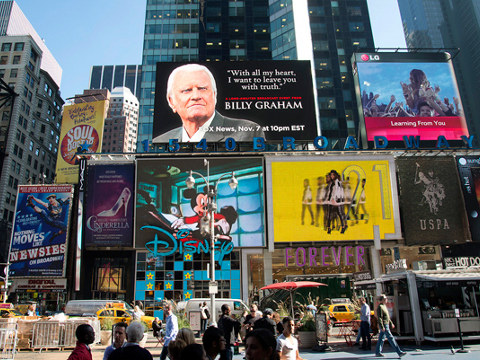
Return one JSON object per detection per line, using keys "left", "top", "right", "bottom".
{"left": 397, "top": 157, "right": 469, "bottom": 245}
{"left": 353, "top": 52, "right": 469, "bottom": 142}
{"left": 8, "top": 185, "right": 74, "bottom": 277}
{"left": 135, "top": 157, "right": 265, "bottom": 251}
{"left": 456, "top": 156, "right": 480, "bottom": 242}
{"left": 55, "top": 101, "right": 107, "bottom": 184}
{"left": 152, "top": 61, "right": 317, "bottom": 143}
{"left": 85, "top": 164, "right": 134, "bottom": 247}
{"left": 266, "top": 156, "right": 401, "bottom": 242}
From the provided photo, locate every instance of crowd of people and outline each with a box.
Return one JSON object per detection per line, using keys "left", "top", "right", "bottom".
{"left": 302, "top": 171, "right": 368, "bottom": 235}
{"left": 362, "top": 69, "right": 463, "bottom": 118}
{"left": 67, "top": 296, "right": 406, "bottom": 360}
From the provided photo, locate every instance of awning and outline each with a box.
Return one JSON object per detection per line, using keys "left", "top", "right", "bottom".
{"left": 414, "top": 270, "right": 480, "bottom": 282}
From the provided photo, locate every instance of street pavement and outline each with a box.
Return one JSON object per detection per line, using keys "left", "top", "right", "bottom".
{"left": 12, "top": 334, "right": 480, "bottom": 360}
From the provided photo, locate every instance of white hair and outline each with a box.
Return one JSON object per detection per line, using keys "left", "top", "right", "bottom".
{"left": 166, "top": 63, "right": 217, "bottom": 104}
{"left": 126, "top": 321, "right": 144, "bottom": 343}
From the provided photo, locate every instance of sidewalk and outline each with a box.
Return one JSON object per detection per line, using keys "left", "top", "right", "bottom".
{"left": 12, "top": 334, "right": 480, "bottom": 360}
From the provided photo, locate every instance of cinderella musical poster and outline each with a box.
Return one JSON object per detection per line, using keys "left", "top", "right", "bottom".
{"left": 84, "top": 164, "right": 135, "bottom": 247}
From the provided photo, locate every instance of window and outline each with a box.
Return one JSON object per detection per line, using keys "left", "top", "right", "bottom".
{"left": 14, "top": 42, "right": 24, "bottom": 51}
{"left": 37, "top": 99, "right": 43, "bottom": 108}
{"left": 0, "top": 69, "right": 4, "bottom": 78}
{"left": 0, "top": 56, "right": 8, "bottom": 64}
{"left": 1, "top": 43, "right": 11, "bottom": 51}
{"left": 9, "top": 69, "right": 17, "bottom": 78}
{"left": 29, "top": 141, "right": 34, "bottom": 151}
{"left": 12, "top": 55, "right": 20, "bottom": 64}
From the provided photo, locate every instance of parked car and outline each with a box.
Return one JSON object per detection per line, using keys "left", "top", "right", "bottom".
{"left": 96, "top": 303, "right": 155, "bottom": 329}
{"left": 65, "top": 300, "right": 133, "bottom": 317}
{"left": 326, "top": 303, "right": 356, "bottom": 324}
{"left": 0, "top": 308, "right": 24, "bottom": 318}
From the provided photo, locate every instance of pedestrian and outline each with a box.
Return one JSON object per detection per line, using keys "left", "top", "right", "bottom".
{"left": 359, "top": 297, "right": 371, "bottom": 350}
{"left": 176, "top": 327, "right": 196, "bottom": 345}
{"left": 168, "top": 339, "right": 187, "bottom": 360}
{"left": 276, "top": 317, "right": 304, "bottom": 360}
{"left": 68, "top": 324, "right": 95, "bottom": 360}
{"left": 103, "top": 322, "right": 127, "bottom": 360}
{"left": 203, "top": 326, "right": 226, "bottom": 360}
{"left": 218, "top": 304, "right": 241, "bottom": 360}
{"left": 306, "top": 302, "right": 317, "bottom": 317}
{"left": 375, "top": 295, "right": 406, "bottom": 358}
{"left": 200, "top": 302, "right": 210, "bottom": 333}
{"left": 253, "top": 308, "right": 276, "bottom": 335}
{"left": 181, "top": 343, "right": 207, "bottom": 360}
{"left": 243, "top": 304, "right": 261, "bottom": 337}
{"left": 108, "top": 321, "right": 152, "bottom": 360}
{"left": 152, "top": 317, "right": 162, "bottom": 340}
{"left": 160, "top": 303, "right": 178, "bottom": 360}
{"left": 245, "top": 328, "right": 279, "bottom": 360}
{"left": 132, "top": 305, "right": 144, "bottom": 321}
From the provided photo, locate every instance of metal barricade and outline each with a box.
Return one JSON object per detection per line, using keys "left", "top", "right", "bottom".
{"left": 31, "top": 319, "right": 101, "bottom": 351}
{"left": 0, "top": 324, "right": 18, "bottom": 359}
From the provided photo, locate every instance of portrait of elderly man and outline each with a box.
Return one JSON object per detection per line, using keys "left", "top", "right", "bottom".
{"left": 152, "top": 64, "right": 265, "bottom": 143}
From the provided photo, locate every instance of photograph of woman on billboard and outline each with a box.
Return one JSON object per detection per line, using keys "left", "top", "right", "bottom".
{"left": 357, "top": 60, "right": 469, "bottom": 141}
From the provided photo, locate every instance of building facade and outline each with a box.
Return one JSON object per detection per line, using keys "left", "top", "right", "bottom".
{"left": 397, "top": 0, "right": 480, "bottom": 144}
{"left": 102, "top": 86, "right": 139, "bottom": 153}
{"left": 0, "top": 34, "right": 63, "bottom": 264}
{"left": 89, "top": 65, "right": 142, "bottom": 98}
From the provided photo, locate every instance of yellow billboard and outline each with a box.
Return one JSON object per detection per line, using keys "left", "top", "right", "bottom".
{"left": 55, "top": 101, "right": 107, "bottom": 184}
{"left": 266, "top": 155, "right": 401, "bottom": 242}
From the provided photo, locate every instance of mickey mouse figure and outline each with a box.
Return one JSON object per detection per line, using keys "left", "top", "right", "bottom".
{"left": 172, "top": 186, "right": 238, "bottom": 241}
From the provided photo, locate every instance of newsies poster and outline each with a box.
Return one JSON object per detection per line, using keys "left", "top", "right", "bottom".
{"left": 55, "top": 101, "right": 107, "bottom": 184}
{"left": 8, "top": 185, "right": 74, "bottom": 277}
{"left": 152, "top": 61, "right": 318, "bottom": 143}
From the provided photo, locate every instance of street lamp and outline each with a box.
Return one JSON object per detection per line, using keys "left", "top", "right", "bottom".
{"left": 185, "top": 159, "right": 238, "bottom": 322}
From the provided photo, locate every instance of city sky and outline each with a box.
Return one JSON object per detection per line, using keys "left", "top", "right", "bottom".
{"left": 15, "top": 0, "right": 406, "bottom": 101}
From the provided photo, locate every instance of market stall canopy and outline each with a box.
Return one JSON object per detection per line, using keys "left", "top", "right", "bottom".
{"left": 261, "top": 281, "right": 327, "bottom": 317}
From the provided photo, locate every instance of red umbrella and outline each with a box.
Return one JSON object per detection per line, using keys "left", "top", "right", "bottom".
{"left": 261, "top": 281, "right": 327, "bottom": 317}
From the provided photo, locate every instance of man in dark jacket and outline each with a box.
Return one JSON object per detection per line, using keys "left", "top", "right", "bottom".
{"left": 253, "top": 308, "right": 276, "bottom": 335}
{"left": 109, "top": 321, "right": 153, "bottom": 360}
{"left": 68, "top": 324, "right": 95, "bottom": 360}
{"left": 217, "top": 304, "right": 240, "bottom": 360}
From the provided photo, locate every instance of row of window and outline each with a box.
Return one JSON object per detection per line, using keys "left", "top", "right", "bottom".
{"left": 1, "top": 42, "right": 24, "bottom": 52}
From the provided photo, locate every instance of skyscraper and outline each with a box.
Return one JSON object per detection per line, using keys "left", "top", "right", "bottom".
{"left": 138, "top": 0, "right": 271, "bottom": 148}
{"left": 89, "top": 65, "right": 142, "bottom": 98}
{"left": 102, "top": 86, "right": 139, "bottom": 153}
{"left": 138, "top": 0, "right": 375, "bottom": 148}
{"left": 269, "top": 0, "right": 375, "bottom": 139}
{"left": 397, "top": 0, "right": 480, "bottom": 142}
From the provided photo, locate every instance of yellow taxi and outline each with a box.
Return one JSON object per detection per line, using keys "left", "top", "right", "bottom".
{"left": 96, "top": 303, "right": 155, "bottom": 329}
{"left": 327, "top": 303, "right": 356, "bottom": 323}
{"left": 0, "top": 304, "right": 23, "bottom": 318}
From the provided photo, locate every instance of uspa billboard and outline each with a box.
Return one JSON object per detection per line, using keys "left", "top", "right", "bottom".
{"left": 397, "top": 157, "right": 470, "bottom": 245}
{"left": 456, "top": 156, "right": 480, "bottom": 242}
{"left": 353, "top": 52, "right": 469, "bottom": 142}
{"left": 135, "top": 158, "right": 265, "bottom": 250}
{"left": 55, "top": 101, "right": 108, "bottom": 184}
{"left": 266, "top": 155, "right": 401, "bottom": 242}
{"left": 8, "top": 185, "right": 74, "bottom": 277}
{"left": 85, "top": 163, "right": 135, "bottom": 247}
{"left": 152, "top": 61, "right": 317, "bottom": 143}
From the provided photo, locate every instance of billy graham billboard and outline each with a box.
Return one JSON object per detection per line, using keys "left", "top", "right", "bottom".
{"left": 152, "top": 61, "right": 318, "bottom": 143}
{"left": 8, "top": 185, "right": 74, "bottom": 277}
{"left": 352, "top": 52, "right": 469, "bottom": 143}
{"left": 266, "top": 155, "right": 401, "bottom": 243}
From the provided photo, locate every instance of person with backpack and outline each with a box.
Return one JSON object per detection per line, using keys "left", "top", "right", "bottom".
{"left": 200, "top": 302, "right": 210, "bottom": 333}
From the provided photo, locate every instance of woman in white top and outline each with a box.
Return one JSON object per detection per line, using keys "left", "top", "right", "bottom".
{"left": 276, "top": 317, "right": 304, "bottom": 360}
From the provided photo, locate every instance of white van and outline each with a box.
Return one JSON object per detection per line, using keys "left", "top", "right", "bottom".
{"left": 65, "top": 300, "right": 133, "bottom": 316}
{"left": 183, "top": 298, "right": 248, "bottom": 320}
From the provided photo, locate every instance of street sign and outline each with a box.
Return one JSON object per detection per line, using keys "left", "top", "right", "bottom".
{"left": 209, "top": 281, "right": 218, "bottom": 294}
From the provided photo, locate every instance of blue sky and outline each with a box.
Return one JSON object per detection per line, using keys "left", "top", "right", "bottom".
{"left": 15, "top": 0, "right": 405, "bottom": 101}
